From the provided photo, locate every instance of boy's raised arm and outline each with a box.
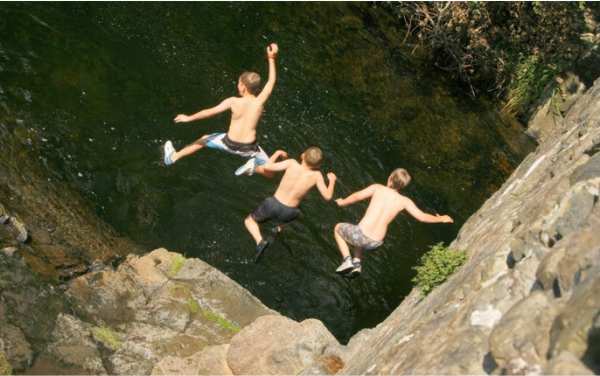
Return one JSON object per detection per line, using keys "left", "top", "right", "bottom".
{"left": 403, "top": 197, "right": 453, "bottom": 224}
{"left": 335, "top": 184, "right": 377, "bottom": 207}
{"left": 257, "top": 43, "right": 278, "bottom": 103}
{"left": 316, "top": 172, "right": 337, "bottom": 201}
{"left": 174, "top": 97, "right": 234, "bottom": 123}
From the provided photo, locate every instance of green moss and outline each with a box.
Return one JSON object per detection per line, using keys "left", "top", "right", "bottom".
{"left": 91, "top": 326, "right": 122, "bottom": 351}
{"left": 412, "top": 242, "right": 467, "bottom": 296}
{"left": 201, "top": 309, "right": 240, "bottom": 333}
{"left": 168, "top": 254, "right": 186, "bottom": 277}
{"left": 187, "top": 298, "right": 200, "bottom": 314}
{"left": 0, "top": 352, "right": 12, "bottom": 375}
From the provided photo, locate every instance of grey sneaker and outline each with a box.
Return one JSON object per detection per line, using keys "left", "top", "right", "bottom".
{"left": 346, "top": 260, "right": 362, "bottom": 278}
{"left": 235, "top": 157, "right": 256, "bottom": 176}
{"left": 163, "top": 141, "right": 175, "bottom": 166}
{"left": 336, "top": 256, "right": 355, "bottom": 274}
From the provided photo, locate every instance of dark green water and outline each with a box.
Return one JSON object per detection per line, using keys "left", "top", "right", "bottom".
{"left": 0, "top": 3, "right": 533, "bottom": 342}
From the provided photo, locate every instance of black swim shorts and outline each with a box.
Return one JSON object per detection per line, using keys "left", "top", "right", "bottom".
{"left": 251, "top": 197, "right": 301, "bottom": 224}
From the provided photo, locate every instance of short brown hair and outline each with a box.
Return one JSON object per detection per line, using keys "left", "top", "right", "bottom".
{"left": 239, "top": 71, "right": 261, "bottom": 95}
{"left": 389, "top": 168, "right": 411, "bottom": 191}
{"left": 303, "top": 146, "right": 323, "bottom": 168}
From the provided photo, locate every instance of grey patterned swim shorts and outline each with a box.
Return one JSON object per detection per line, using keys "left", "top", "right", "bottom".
{"left": 336, "top": 223, "right": 383, "bottom": 251}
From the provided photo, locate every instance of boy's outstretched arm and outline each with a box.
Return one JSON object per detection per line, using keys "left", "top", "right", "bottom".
{"left": 261, "top": 158, "right": 294, "bottom": 173}
{"left": 403, "top": 197, "right": 454, "bottom": 223}
{"left": 173, "top": 97, "right": 234, "bottom": 123}
{"left": 316, "top": 172, "right": 337, "bottom": 201}
{"left": 335, "top": 184, "right": 377, "bottom": 207}
{"left": 256, "top": 43, "right": 278, "bottom": 103}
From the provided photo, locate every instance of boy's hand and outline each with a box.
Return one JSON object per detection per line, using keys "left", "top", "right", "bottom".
{"left": 267, "top": 43, "right": 279, "bottom": 59}
{"left": 335, "top": 198, "right": 344, "bottom": 206}
{"left": 174, "top": 114, "right": 190, "bottom": 123}
{"left": 327, "top": 172, "right": 337, "bottom": 182}
{"left": 275, "top": 150, "right": 288, "bottom": 159}
{"left": 438, "top": 214, "right": 454, "bottom": 224}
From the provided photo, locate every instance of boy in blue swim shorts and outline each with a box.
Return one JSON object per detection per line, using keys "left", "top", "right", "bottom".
{"left": 163, "top": 43, "right": 281, "bottom": 177}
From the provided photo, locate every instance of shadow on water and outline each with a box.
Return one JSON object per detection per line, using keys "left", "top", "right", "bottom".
{"left": 0, "top": 3, "right": 534, "bottom": 342}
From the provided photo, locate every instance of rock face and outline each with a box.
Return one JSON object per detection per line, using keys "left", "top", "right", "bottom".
{"left": 0, "top": 124, "right": 139, "bottom": 281}
{"left": 42, "top": 248, "right": 275, "bottom": 375}
{"left": 339, "top": 78, "right": 600, "bottom": 374}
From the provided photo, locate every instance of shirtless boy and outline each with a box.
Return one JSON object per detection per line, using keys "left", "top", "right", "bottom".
{"left": 334, "top": 168, "right": 453, "bottom": 277}
{"left": 163, "top": 43, "right": 279, "bottom": 177}
{"left": 244, "top": 147, "right": 337, "bottom": 263}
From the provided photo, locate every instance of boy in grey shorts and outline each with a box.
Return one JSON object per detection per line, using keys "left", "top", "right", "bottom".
{"left": 334, "top": 168, "right": 453, "bottom": 277}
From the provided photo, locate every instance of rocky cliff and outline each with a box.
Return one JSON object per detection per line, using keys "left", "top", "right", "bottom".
{"left": 339, "top": 77, "right": 600, "bottom": 375}
{"left": 2, "top": 78, "right": 600, "bottom": 374}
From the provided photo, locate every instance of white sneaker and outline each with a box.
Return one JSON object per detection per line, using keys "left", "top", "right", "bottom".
{"left": 336, "top": 257, "right": 355, "bottom": 274}
{"left": 235, "top": 158, "right": 256, "bottom": 176}
{"left": 163, "top": 141, "right": 175, "bottom": 166}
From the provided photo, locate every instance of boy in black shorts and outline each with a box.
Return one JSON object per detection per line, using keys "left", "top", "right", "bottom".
{"left": 244, "top": 147, "right": 337, "bottom": 262}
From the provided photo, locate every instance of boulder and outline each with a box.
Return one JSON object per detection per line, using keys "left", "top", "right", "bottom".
{"left": 489, "top": 291, "right": 559, "bottom": 373}
{"left": 545, "top": 351, "right": 594, "bottom": 375}
{"left": 0, "top": 323, "right": 33, "bottom": 370}
{"left": 46, "top": 314, "right": 106, "bottom": 374}
{"left": 227, "top": 315, "right": 339, "bottom": 375}
{"left": 151, "top": 344, "right": 232, "bottom": 375}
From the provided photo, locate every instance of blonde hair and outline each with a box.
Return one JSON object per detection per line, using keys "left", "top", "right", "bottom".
{"left": 303, "top": 146, "right": 323, "bottom": 168}
{"left": 239, "top": 71, "right": 261, "bottom": 95}
{"left": 389, "top": 168, "right": 411, "bottom": 191}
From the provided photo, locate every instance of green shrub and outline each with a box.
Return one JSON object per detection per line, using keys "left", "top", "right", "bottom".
{"left": 412, "top": 242, "right": 467, "bottom": 296}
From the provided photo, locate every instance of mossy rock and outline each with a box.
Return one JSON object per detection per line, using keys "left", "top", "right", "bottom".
{"left": 168, "top": 254, "right": 186, "bottom": 277}
{"left": 91, "top": 326, "right": 122, "bottom": 351}
{"left": 201, "top": 309, "right": 241, "bottom": 333}
{"left": 0, "top": 351, "right": 12, "bottom": 375}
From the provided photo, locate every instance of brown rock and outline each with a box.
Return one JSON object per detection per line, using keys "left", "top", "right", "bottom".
{"left": 227, "top": 315, "right": 339, "bottom": 375}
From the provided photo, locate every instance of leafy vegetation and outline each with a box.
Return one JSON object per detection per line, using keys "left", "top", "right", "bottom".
{"left": 389, "top": 2, "right": 598, "bottom": 120}
{"left": 412, "top": 242, "right": 467, "bottom": 296}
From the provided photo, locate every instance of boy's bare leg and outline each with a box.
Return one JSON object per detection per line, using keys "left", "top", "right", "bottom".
{"left": 244, "top": 215, "right": 263, "bottom": 245}
{"left": 334, "top": 224, "right": 351, "bottom": 259}
{"left": 353, "top": 248, "right": 364, "bottom": 262}
{"left": 172, "top": 135, "right": 208, "bottom": 163}
{"left": 254, "top": 165, "right": 275, "bottom": 178}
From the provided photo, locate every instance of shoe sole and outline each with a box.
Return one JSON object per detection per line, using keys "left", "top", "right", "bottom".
{"left": 254, "top": 242, "right": 270, "bottom": 264}
{"left": 343, "top": 269, "right": 361, "bottom": 279}
{"left": 335, "top": 265, "right": 355, "bottom": 275}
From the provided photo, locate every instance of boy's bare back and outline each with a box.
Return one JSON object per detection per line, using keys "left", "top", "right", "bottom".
{"left": 339, "top": 184, "right": 453, "bottom": 241}
{"left": 226, "top": 96, "right": 265, "bottom": 143}
{"left": 273, "top": 160, "right": 330, "bottom": 207}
